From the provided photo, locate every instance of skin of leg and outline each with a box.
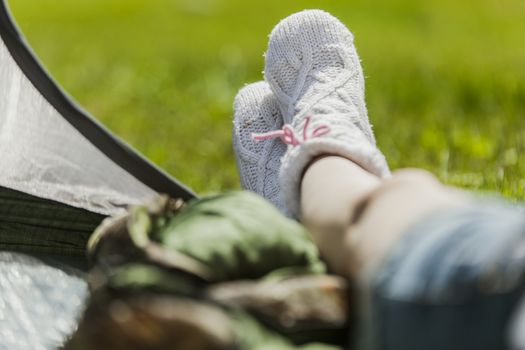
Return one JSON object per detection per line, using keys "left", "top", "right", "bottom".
{"left": 300, "top": 157, "right": 469, "bottom": 280}
{"left": 300, "top": 156, "right": 381, "bottom": 275}
{"left": 344, "top": 168, "right": 469, "bottom": 282}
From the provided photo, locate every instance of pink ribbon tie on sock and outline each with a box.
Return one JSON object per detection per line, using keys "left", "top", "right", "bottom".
{"left": 252, "top": 115, "right": 330, "bottom": 146}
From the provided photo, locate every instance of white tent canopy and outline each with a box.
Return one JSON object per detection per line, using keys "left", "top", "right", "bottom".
{"left": 0, "top": 2, "right": 194, "bottom": 216}
{"left": 0, "top": 36, "right": 156, "bottom": 216}
{"left": 0, "top": 1, "right": 196, "bottom": 348}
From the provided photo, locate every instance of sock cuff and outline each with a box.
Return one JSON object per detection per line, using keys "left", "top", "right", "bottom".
{"left": 279, "top": 136, "right": 390, "bottom": 218}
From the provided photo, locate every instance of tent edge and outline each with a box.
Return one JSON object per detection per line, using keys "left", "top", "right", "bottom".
{"left": 0, "top": 0, "right": 197, "bottom": 201}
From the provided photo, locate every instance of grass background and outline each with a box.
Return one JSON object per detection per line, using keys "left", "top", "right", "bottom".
{"left": 9, "top": 0, "right": 525, "bottom": 199}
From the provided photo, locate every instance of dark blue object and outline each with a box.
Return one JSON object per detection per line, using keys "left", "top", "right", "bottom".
{"left": 370, "top": 203, "right": 525, "bottom": 350}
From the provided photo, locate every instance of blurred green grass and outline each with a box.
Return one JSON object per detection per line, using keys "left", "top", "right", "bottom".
{"left": 9, "top": 0, "right": 525, "bottom": 199}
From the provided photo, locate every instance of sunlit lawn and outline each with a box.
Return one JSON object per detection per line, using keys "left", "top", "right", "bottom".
{"left": 10, "top": 0, "right": 525, "bottom": 199}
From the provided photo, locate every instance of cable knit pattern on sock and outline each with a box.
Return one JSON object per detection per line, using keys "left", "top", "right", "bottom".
{"left": 232, "top": 81, "right": 287, "bottom": 213}
{"left": 264, "top": 9, "right": 391, "bottom": 217}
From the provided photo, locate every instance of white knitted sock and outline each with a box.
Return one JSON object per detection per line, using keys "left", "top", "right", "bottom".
{"left": 264, "top": 9, "right": 391, "bottom": 217}
{"left": 232, "top": 81, "right": 287, "bottom": 212}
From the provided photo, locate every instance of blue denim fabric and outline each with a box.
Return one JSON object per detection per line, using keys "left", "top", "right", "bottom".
{"left": 369, "top": 202, "right": 525, "bottom": 350}
{"left": 510, "top": 295, "right": 525, "bottom": 350}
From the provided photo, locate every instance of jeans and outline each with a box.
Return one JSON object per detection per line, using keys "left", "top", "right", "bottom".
{"left": 368, "top": 202, "right": 525, "bottom": 350}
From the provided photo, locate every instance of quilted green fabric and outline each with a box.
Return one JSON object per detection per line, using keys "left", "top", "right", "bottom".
{"left": 150, "top": 191, "right": 326, "bottom": 281}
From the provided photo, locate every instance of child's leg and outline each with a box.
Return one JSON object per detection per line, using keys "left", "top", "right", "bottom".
{"left": 245, "top": 9, "right": 525, "bottom": 349}
{"left": 302, "top": 156, "right": 525, "bottom": 350}
{"left": 299, "top": 156, "right": 381, "bottom": 275}
{"left": 300, "top": 156, "right": 468, "bottom": 278}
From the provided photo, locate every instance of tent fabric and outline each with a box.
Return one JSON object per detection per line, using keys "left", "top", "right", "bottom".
{"left": 0, "top": 0, "right": 197, "bottom": 348}
{"left": 0, "top": 0, "right": 196, "bottom": 217}
{"left": 0, "top": 252, "right": 88, "bottom": 350}
{"left": 0, "top": 35, "right": 161, "bottom": 216}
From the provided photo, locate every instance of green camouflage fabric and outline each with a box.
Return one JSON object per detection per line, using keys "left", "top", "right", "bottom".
{"left": 151, "top": 191, "right": 326, "bottom": 280}
{"left": 88, "top": 191, "right": 326, "bottom": 282}
{"left": 70, "top": 191, "right": 349, "bottom": 350}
